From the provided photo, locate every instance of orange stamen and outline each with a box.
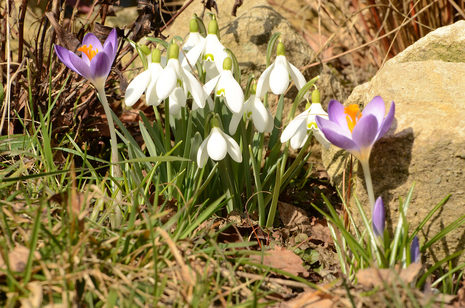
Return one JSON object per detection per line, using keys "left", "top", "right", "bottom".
{"left": 344, "top": 104, "right": 362, "bottom": 133}
{"left": 77, "top": 44, "right": 99, "bottom": 61}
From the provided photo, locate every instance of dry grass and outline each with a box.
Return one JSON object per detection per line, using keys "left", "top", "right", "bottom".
{"left": 269, "top": 0, "right": 465, "bottom": 92}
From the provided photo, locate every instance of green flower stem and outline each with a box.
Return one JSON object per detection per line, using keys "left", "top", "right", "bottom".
{"left": 360, "top": 159, "right": 375, "bottom": 213}
{"left": 239, "top": 121, "right": 252, "bottom": 200}
{"left": 97, "top": 88, "right": 122, "bottom": 228}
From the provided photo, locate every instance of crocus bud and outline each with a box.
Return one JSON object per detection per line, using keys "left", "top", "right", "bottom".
{"left": 411, "top": 236, "right": 420, "bottom": 263}
{"left": 372, "top": 197, "right": 385, "bottom": 238}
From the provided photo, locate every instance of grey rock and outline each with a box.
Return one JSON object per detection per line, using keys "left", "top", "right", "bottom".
{"left": 322, "top": 21, "right": 465, "bottom": 264}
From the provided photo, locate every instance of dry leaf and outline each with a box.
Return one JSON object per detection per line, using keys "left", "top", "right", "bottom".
{"left": 278, "top": 202, "right": 310, "bottom": 230}
{"left": 0, "top": 245, "right": 41, "bottom": 274}
{"left": 356, "top": 263, "right": 422, "bottom": 289}
{"left": 250, "top": 247, "right": 311, "bottom": 278}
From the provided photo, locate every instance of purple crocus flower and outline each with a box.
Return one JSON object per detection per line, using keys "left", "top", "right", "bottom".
{"left": 55, "top": 29, "right": 118, "bottom": 91}
{"left": 372, "top": 197, "right": 385, "bottom": 238}
{"left": 315, "top": 96, "right": 395, "bottom": 162}
{"left": 411, "top": 235, "right": 421, "bottom": 263}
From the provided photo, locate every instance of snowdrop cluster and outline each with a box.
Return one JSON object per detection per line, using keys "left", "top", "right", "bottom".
{"left": 124, "top": 15, "right": 331, "bottom": 168}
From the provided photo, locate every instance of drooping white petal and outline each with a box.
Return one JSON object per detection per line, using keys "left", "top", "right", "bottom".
{"left": 290, "top": 122, "right": 308, "bottom": 149}
{"left": 207, "top": 128, "right": 228, "bottom": 161}
{"left": 180, "top": 67, "right": 206, "bottom": 108}
{"left": 286, "top": 60, "right": 307, "bottom": 91}
{"left": 280, "top": 117, "right": 306, "bottom": 143}
{"left": 314, "top": 130, "right": 331, "bottom": 149}
{"left": 168, "top": 87, "right": 187, "bottom": 115}
{"left": 216, "top": 70, "right": 244, "bottom": 114}
{"left": 197, "top": 135, "right": 211, "bottom": 168}
{"left": 265, "top": 109, "right": 274, "bottom": 133}
{"left": 146, "top": 69, "right": 163, "bottom": 106}
{"left": 256, "top": 63, "right": 274, "bottom": 98}
{"left": 221, "top": 131, "right": 243, "bottom": 163}
{"left": 183, "top": 32, "right": 205, "bottom": 52}
{"left": 229, "top": 109, "right": 244, "bottom": 135}
{"left": 124, "top": 69, "right": 151, "bottom": 106}
{"left": 156, "top": 62, "right": 177, "bottom": 100}
{"left": 204, "top": 75, "right": 221, "bottom": 95}
{"left": 204, "top": 34, "right": 227, "bottom": 74}
{"left": 269, "top": 56, "right": 290, "bottom": 95}
{"left": 250, "top": 96, "right": 270, "bottom": 133}
{"left": 182, "top": 39, "right": 207, "bottom": 71}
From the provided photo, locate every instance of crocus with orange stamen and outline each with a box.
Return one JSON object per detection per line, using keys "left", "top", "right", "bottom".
{"left": 315, "top": 96, "right": 395, "bottom": 211}
{"left": 55, "top": 29, "right": 117, "bottom": 91}
{"left": 54, "top": 29, "right": 122, "bottom": 228}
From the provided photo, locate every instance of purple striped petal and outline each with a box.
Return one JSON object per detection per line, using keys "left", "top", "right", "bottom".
{"left": 362, "top": 96, "right": 385, "bottom": 129}
{"left": 327, "top": 100, "right": 351, "bottom": 134}
{"left": 316, "top": 116, "right": 359, "bottom": 153}
{"left": 55, "top": 45, "right": 78, "bottom": 73}
{"left": 376, "top": 101, "right": 395, "bottom": 142}
{"left": 68, "top": 51, "right": 92, "bottom": 80}
{"left": 103, "top": 28, "right": 118, "bottom": 62}
{"left": 90, "top": 51, "right": 111, "bottom": 81}
{"left": 351, "top": 114, "right": 379, "bottom": 150}
{"left": 82, "top": 33, "right": 104, "bottom": 53}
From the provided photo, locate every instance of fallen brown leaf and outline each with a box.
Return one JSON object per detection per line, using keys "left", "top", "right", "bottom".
{"left": 0, "top": 245, "right": 41, "bottom": 274}
{"left": 250, "top": 247, "right": 312, "bottom": 278}
{"left": 356, "top": 263, "right": 422, "bottom": 289}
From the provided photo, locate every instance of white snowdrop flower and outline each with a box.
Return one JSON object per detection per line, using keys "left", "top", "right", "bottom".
{"left": 256, "top": 42, "right": 307, "bottom": 97}
{"left": 146, "top": 43, "right": 206, "bottom": 108}
{"left": 182, "top": 18, "right": 228, "bottom": 80}
{"left": 229, "top": 83, "right": 273, "bottom": 135}
{"left": 203, "top": 57, "right": 244, "bottom": 114}
{"left": 125, "top": 49, "right": 164, "bottom": 107}
{"left": 197, "top": 123, "right": 242, "bottom": 168}
{"left": 281, "top": 90, "right": 331, "bottom": 149}
{"left": 183, "top": 18, "right": 206, "bottom": 53}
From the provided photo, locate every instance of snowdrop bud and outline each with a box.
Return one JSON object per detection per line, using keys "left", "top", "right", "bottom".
{"left": 223, "top": 57, "right": 232, "bottom": 70}
{"left": 189, "top": 18, "right": 199, "bottom": 33}
{"left": 372, "top": 197, "right": 385, "bottom": 239}
{"left": 169, "top": 43, "right": 179, "bottom": 60}
{"left": 277, "top": 42, "right": 285, "bottom": 56}
{"left": 208, "top": 19, "right": 219, "bottom": 35}
{"left": 152, "top": 48, "right": 161, "bottom": 63}
{"left": 312, "top": 88, "right": 321, "bottom": 104}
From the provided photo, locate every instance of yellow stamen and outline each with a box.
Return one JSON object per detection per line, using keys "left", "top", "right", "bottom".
{"left": 78, "top": 44, "right": 99, "bottom": 61}
{"left": 344, "top": 104, "right": 362, "bottom": 133}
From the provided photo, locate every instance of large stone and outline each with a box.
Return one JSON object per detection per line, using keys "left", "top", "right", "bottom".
{"left": 322, "top": 20, "right": 465, "bottom": 264}
{"left": 166, "top": 0, "right": 345, "bottom": 159}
